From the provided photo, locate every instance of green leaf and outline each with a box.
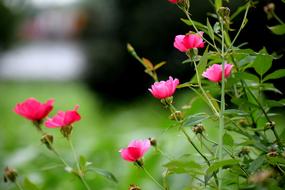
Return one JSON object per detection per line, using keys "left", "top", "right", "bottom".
{"left": 207, "top": 18, "right": 215, "bottom": 41}
{"left": 223, "top": 133, "right": 234, "bottom": 146}
{"left": 215, "top": 0, "right": 222, "bottom": 10}
{"left": 261, "top": 83, "right": 282, "bottom": 94}
{"left": 90, "top": 167, "right": 118, "bottom": 183}
{"left": 224, "top": 109, "right": 249, "bottom": 116}
{"left": 181, "top": 19, "right": 208, "bottom": 31}
{"left": 234, "top": 72, "right": 259, "bottom": 82}
{"left": 206, "top": 159, "right": 239, "bottom": 176}
{"left": 23, "top": 178, "right": 40, "bottom": 190}
{"left": 163, "top": 159, "right": 203, "bottom": 175}
{"left": 252, "top": 48, "right": 272, "bottom": 77}
{"left": 268, "top": 24, "right": 285, "bottom": 35}
{"left": 263, "top": 69, "right": 285, "bottom": 82}
{"left": 267, "top": 157, "right": 285, "bottom": 166}
{"left": 265, "top": 99, "right": 285, "bottom": 108}
{"left": 248, "top": 155, "right": 266, "bottom": 173}
{"left": 183, "top": 113, "right": 209, "bottom": 127}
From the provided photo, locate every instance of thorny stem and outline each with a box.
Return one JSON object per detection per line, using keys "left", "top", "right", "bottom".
{"left": 68, "top": 138, "right": 91, "bottom": 190}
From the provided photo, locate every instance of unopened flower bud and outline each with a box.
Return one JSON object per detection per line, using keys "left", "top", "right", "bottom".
{"left": 192, "top": 124, "right": 205, "bottom": 134}
{"left": 169, "top": 111, "right": 184, "bottom": 121}
{"left": 41, "top": 133, "right": 54, "bottom": 150}
{"left": 249, "top": 169, "right": 273, "bottom": 184}
{"left": 3, "top": 167, "right": 18, "bottom": 183}
{"left": 129, "top": 184, "right": 141, "bottom": 190}
{"left": 60, "top": 125, "right": 73, "bottom": 138}
{"left": 267, "top": 145, "right": 278, "bottom": 157}
{"left": 148, "top": 138, "right": 157, "bottom": 147}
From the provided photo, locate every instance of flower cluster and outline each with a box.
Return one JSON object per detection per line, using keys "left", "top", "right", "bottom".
{"left": 14, "top": 98, "right": 80, "bottom": 133}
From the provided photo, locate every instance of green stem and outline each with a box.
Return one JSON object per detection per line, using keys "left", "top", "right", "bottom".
{"left": 68, "top": 139, "right": 91, "bottom": 190}
{"left": 15, "top": 181, "right": 24, "bottom": 190}
{"left": 226, "top": 2, "right": 250, "bottom": 54}
{"left": 272, "top": 11, "right": 284, "bottom": 24}
{"left": 218, "top": 15, "right": 226, "bottom": 190}
{"left": 193, "top": 60, "right": 219, "bottom": 117}
{"left": 140, "top": 165, "right": 165, "bottom": 190}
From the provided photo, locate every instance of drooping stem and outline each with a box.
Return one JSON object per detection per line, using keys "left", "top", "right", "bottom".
{"left": 68, "top": 138, "right": 91, "bottom": 190}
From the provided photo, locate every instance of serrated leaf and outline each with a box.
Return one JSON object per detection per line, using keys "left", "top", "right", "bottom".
{"left": 263, "top": 69, "right": 285, "bottom": 82}
{"left": 183, "top": 113, "right": 209, "bottom": 127}
{"left": 267, "top": 157, "right": 285, "bottom": 166}
{"left": 23, "top": 178, "right": 40, "bottom": 190}
{"left": 206, "top": 159, "right": 239, "bottom": 177}
{"left": 252, "top": 48, "right": 272, "bottom": 77}
{"left": 90, "top": 167, "right": 118, "bottom": 183}
{"left": 268, "top": 24, "right": 285, "bottom": 35}
{"left": 265, "top": 99, "right": 285, "bottom": 108}
{"left": 223, "top": 133, "right": 234, "bottom": 146}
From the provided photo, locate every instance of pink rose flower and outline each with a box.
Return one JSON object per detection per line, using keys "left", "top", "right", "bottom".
{"left": 174, "top": 32, "right": 204, "bottom": 52}
{"left": 45, "top": 105, "right": 81, "bottom": 128}
{"left": 168, "top": 0, "right": 178, "bottom": 3}
{"left": 120, "top": 139, "right": 151, "bottom": 162}
{"left": 149, "top": 76, "right": 179, "bottom": 99}
{"left": 14, "top": 98, "right": 54, "bottom": 121}
{"left": 202, "top": 63, "right": 233, "bottom": 82}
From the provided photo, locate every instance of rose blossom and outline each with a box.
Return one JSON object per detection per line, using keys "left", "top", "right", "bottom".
{"left": 45, "top": 105, "right": 81, "bottom": 128}
{"left": 149, "top": 76, "right": 179, "bottom": 99}
{"left": 174, "top": 32, "right": 204, "bottom": 52}
{"left": 168, "top": 0, "right": 178, "bottom": 3}
{"left": 14, "top": 98, "right": 54, "bottom": 121}
{"left": 120, "top": 139, "right": 151, "bottom": 162}
{"left": 202, "top": 63, "right": 233, "bottom": 82}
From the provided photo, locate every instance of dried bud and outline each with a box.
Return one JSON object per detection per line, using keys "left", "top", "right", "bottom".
{"left": 129, "top": 184, "right": 141, "bottom": 190}
{"left": 267, "top": 150, "right": 278, "bottom": 157}
{"left": 169, "top": 111, "right": 184, "bottom": 121}
{"left": 238, "top": 147, "right": 250, "bottom": 157}
{"left": 192, "top": 124, "right": 205, "bottom": 134}
{"left": 264, "top": 3, "right": 275, "bottom": 15}
{"left": 218, "top": 7, "right": 230, "bottom": 18}
{"left": 249, "top": 169, "right": 273, "bottom": 184}
{"left": 60, "top": 125, "right": 73, "bottom": 138}
{"left": 3, "top": 167, "right": 18, "bottom": 183}
{"left": 265, "top": 121, "right": 275, "bottom": 130}
{"left": 148, "top": 138, "right": 157, "bottom": 147}
{"left": 238, "top": 119, "right": 249, "bottom": 127}
{"left": 41, "top": 133, "right": 54, "bottom": 150}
